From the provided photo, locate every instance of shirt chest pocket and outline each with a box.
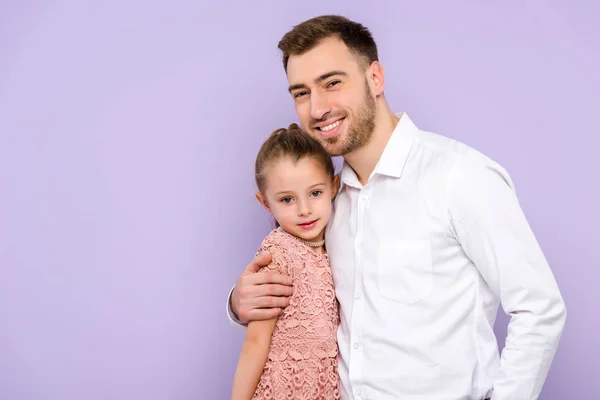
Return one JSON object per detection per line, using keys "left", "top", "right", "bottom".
{"left": 377, "top": 239, "right": 433, "bottom": 305}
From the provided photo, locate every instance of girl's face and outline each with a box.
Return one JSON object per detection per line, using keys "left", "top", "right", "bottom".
{"left": 256, "top": 155, "right": 339, "bottom": 243}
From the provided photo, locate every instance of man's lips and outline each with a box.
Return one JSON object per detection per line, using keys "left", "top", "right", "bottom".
{"left": 314, "top": 117, "right": 344, "bottom": 131}
{"left": 314, "top": 118, "right": 344, "bottom": 138}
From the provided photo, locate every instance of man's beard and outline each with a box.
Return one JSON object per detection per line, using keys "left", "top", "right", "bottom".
{"left": 321, "top": 82, "right": 376, "bottom": 157}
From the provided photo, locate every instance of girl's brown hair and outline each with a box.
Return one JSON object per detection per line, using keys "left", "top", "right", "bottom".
{"left": 255, "top": 123, "right": 335, "bottom": 196}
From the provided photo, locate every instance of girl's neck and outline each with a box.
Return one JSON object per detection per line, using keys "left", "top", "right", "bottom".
{"left": 277, "top": 226, "right": 326, "bottom": 254}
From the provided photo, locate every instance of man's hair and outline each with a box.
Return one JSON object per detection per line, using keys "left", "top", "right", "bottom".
{"left": 277, "top": 15, "right": 379, "bottom": 72}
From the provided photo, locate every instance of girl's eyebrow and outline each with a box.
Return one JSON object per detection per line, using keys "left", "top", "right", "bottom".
{"left": 275, "top": 183, "right": 326, "bottom": 196}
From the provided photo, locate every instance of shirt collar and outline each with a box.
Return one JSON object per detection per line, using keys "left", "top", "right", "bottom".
{"left": 340, "top": 112, "right": 419, "bottom": 188}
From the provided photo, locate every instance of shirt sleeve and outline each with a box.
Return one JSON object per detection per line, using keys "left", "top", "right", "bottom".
{"left": 447, "top": 154, "right": 566, "bottom": 400}
{"left": 226, "top": 285, "right": 247, "bottom": 329}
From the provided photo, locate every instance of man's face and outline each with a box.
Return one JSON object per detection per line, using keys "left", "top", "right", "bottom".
{"left": 286, "top": 36, "right": 377, "bottom": 157}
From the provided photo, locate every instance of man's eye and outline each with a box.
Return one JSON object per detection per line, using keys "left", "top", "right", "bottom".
{"left": 327, "top": 80, "right": 340, "bottom": 88}
{"left": 293, "top": 91, "right": 307, "bottom": 99}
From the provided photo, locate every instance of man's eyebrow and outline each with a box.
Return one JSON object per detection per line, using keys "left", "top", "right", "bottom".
{"left": 315, "top": 70, "right": 347, "bottom": 84}
{"left": 288, "top": 70, "right": 348, "bottom": 93}
{"left": 288, "top": 83, "right": 307, "bottom": 93}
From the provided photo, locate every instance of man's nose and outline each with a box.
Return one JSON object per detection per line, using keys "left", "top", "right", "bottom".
{"left": 310, "top": 92, "right": 331, "bottom": 121}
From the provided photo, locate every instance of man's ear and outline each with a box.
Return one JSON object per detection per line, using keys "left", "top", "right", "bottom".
{"left": 255, "top": 192, "right": 271, "bottom": 212}
{"left": 332, "top": 174, "right": 341, "bottom": 199}
{"left": 367, "top": 61, "right": 385, "bottom": 97}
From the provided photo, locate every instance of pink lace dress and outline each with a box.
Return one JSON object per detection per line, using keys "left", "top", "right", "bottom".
{"left": 252, "top": 228, "right": 340, "bottom": 400}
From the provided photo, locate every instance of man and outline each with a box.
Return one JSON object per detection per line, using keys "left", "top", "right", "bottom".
{"left": 227, "top": 15, "right": 566, "bottom": 400}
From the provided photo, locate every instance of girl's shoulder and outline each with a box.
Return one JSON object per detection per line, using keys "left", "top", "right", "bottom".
{"left": 259, "top": 227, "right": 301, "bottom": 249}
{"left": 258, "top": 228, "right": 325, "bottom": 265}
{"left": 256, "top": 229, "right": 296, "bottom": 275}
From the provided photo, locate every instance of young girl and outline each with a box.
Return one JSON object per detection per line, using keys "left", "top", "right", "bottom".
{"left": 231, "top": 124, "right": 341, "bottom": 400}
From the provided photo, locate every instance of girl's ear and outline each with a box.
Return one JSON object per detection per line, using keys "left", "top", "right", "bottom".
{"left": 332, "top": 174, "right": 341, "bottom": 199}
{"left": 255, "top": 192, "right": 271, "bottom": 212}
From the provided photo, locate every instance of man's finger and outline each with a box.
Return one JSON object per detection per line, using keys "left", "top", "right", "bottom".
{"left": 246, "top": 307, "right": 282, "bottom": 321}
{"left": 255, "top": 295, "right": 291, "bottom": 309}
{"left": 256, "top": 283, "right": 293, "bottom": 297}
{"left": 243, "top": 253, "right": 272, "bottom": 274}
{"left": 243, "top": 270, "right": 293, "bottom": 287}
{"left": 250, "top": 271, "right": 293, "bottom": 286}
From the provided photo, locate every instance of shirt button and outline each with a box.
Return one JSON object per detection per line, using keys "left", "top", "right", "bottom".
{"left": 355, "top": 292, "right": 361, "bottom": 300}
{"left": 353, "top": 342, "right": 360, "bottom": 349}
{"left": 356, "top": 388, "right": 362, "bottom": 396}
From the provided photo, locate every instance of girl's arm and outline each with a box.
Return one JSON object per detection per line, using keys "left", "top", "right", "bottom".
{"left": 231, "top": 317, "right": 278, "bottom": 400}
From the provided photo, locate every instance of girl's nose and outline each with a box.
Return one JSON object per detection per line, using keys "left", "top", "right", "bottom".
{"left": 297, "top": 199, "right": 312, "bottom": 216}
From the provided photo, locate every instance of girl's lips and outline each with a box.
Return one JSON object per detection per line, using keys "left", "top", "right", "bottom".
{"left": 298, "top": 219, "right": 318, "bottom": 230}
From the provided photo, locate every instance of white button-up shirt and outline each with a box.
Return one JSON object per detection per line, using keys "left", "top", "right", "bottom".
{"left": 228, "top": 113, "right": 566, "bottom": 400}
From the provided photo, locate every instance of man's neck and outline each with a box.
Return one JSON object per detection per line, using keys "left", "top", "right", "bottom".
{"left": 344, "top": 109, "right": 400, "bottom": 186}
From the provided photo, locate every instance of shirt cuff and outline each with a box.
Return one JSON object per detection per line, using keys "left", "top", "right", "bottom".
{"left": 226, "top": 285, "right": 247, "bottom": 329}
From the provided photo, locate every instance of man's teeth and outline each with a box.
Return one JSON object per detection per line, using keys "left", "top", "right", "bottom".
{"left": 320, "top": 120, "right": 342, "bottom": 132}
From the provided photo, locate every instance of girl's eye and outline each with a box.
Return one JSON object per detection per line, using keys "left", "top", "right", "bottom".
{"left": 311, "top": 190, "right": 322, "bottom": 197}
{"left": 281, "top": 197, "right": 293, "bottom": 203}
